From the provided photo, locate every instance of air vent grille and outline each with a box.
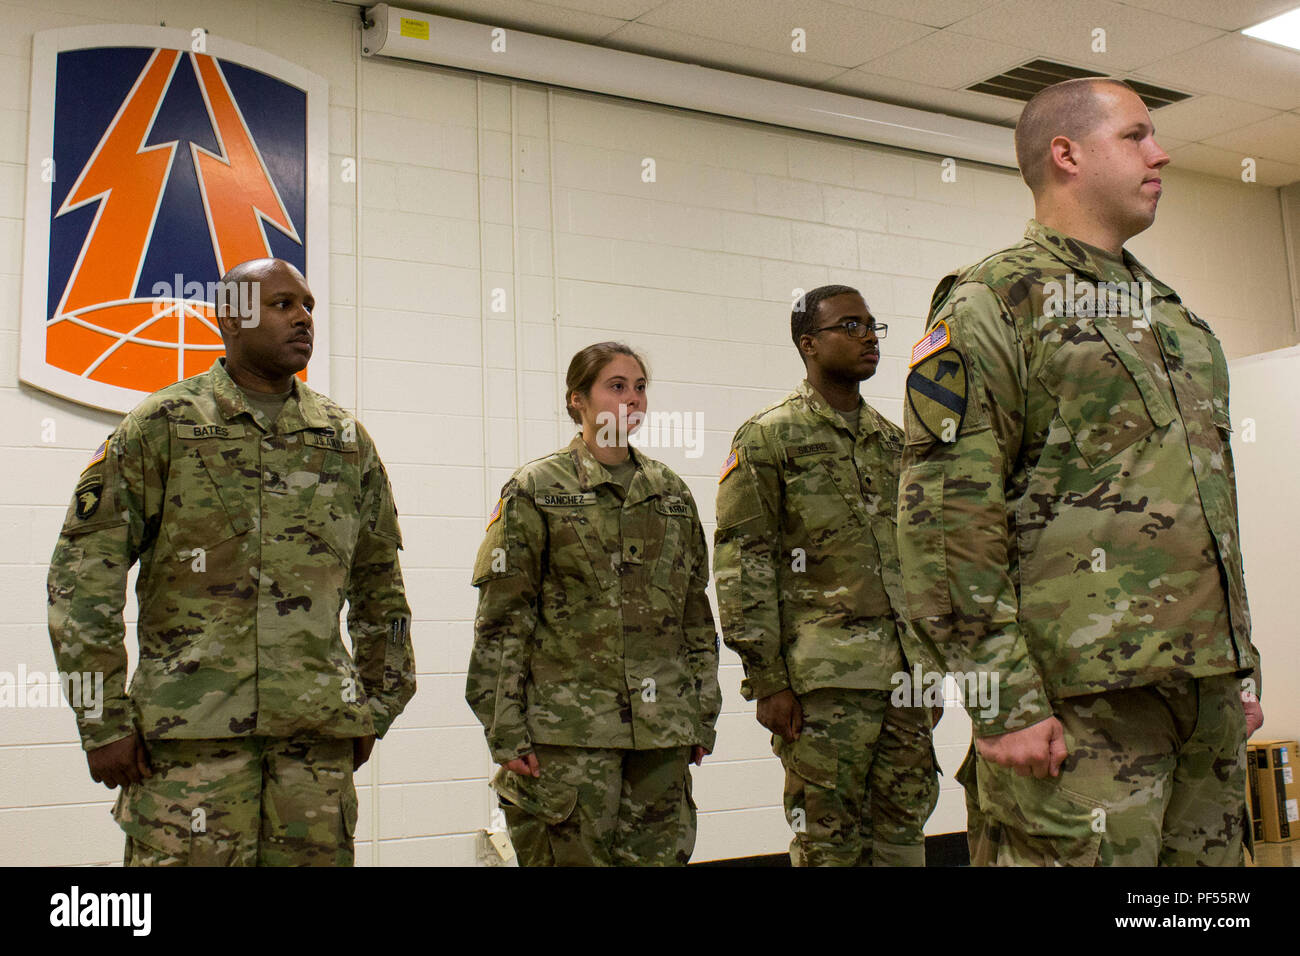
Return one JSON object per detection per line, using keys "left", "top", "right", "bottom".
{"left": 967, "top": 59, "right": 1191, "bottom": 110}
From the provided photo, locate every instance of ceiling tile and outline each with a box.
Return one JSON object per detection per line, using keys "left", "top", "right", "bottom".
{"left": 825, "top": 0, "right": 1003, "bottom": 28}
{"left": 407, "top": 0, "right": 629, "bottom": 40}
{"left": 1113, "top": 0, "right": 1299, "bottom": 32}
{"left": 823, "top": 70, "right": 1023, "bottom": 124}
{"left": 860, "top": 28, "right": 1033, "bottom": 89}
{"left": 1135, "top": 33, "right": 1300, "bottom": 109}
{"left": 1142, "top": 94, "right": 1279, "bottom": 141}
{"left": 535, "top": 0, "right": 666, "bottom": 18}
{"left": 1202, "top": 111, "right": 1300, "bottom": 164}
{"left": 949, "top": 0, "right": 1222, "bottom": 73}
{"left": 602, "top": 21, "right": 848, "bottom": 85}
{"left": 638, "top": 0, "right": 934, "bottom": 68}
{"left": 1166, "top": 142, "right": 1300, "bottom": 186}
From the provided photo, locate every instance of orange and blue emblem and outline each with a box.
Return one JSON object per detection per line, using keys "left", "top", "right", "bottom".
{"left": 21, "top": 30, "right": 326, "bottom": 412}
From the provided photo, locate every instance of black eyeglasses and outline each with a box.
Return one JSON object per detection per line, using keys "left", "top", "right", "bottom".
{"left": 809, "top": 320, "right": 888, "bottom": 340}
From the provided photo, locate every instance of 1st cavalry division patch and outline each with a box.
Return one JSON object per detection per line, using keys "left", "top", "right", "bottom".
{"left": 907, "top": 345, "right": 967, "bottom": 443}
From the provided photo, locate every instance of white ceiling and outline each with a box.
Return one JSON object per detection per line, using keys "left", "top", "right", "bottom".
{"left": 359, "top": 0, "right": 1300, "bottom": 185}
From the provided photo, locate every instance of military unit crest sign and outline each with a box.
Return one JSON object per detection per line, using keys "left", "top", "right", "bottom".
{"left": 19, "top": 26, "right": 330, "bottom": 412}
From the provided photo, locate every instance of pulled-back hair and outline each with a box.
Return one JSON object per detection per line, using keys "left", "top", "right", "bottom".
{"left": 564, "top": 342, "right": 649, "bottom": 424}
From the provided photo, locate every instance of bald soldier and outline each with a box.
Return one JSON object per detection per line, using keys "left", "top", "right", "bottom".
{"left": 897, "top": 78, "right": 1264, "bottom": 866}
{"left": 47, "top": 258, "right": 415, "bottom": 866}
{"left": 715, "top": 285, "right": 939, "bottom": 866}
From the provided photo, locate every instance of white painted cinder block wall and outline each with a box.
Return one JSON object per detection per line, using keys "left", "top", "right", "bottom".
{"left": 0, "top": 0, "right": 1294, "bottom": 866}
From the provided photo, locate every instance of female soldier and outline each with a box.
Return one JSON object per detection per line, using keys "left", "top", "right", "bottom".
{"left": 466, "top": 342, "right": 721, "bottom": 866}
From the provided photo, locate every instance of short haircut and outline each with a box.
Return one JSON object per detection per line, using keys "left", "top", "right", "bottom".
{"left": 791, "top": 284, "right": 860, "bottom": 350}
{"left": 564, "top": 342, "right": 649, "bottom": 424}
{"left": 1014, "top": 77, "right": 1136, "bottom": 193}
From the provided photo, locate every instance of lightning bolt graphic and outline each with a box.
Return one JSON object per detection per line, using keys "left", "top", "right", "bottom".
{"left": 190, "top": 53, "right": 300, "bottom": 275}
{"left": 53, "top": 49, "right": 182, "bottom": 316}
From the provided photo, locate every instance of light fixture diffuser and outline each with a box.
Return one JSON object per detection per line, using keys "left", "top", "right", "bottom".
{"left": 1242, "top": 7, "right": 1300, "bottom": 51}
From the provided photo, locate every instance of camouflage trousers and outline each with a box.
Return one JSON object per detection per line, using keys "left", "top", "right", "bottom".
{"left": 113, "top": 736, "right": 358, "bottom": 866}
{"left": 494, "top": 744, "right": 695, "bottom": 866}
{"left": 775, "top": 688, "right": 939, "bottom": 867}
{"left": 960, "top": 674, "right": 1247, "bottom": 867}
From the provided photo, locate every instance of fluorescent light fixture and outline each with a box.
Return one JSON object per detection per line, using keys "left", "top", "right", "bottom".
{"left": 360, "top": 3, "right": 1016, "bottom": 169}
{"left": 1242, "top": 7, "right": 1300, "bottom": 51}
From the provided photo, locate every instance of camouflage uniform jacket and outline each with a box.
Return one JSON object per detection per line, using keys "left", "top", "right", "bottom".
{"left": 898, "top": 219, "right": 1260, "bottom": 736}
{"left": 47, "top": 358, "right": 416, "bottom": 750}
{"left": 714, "top": 380, "right": 926, "bottom": 702}
{"left": 468, "top": 435, "right": 721, "bottom": 763}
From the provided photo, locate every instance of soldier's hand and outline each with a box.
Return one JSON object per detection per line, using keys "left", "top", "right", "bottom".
{"left": 691, "top": 745, "right": 710, "bottom": 766}
{"left": 975, "top": 716, "right": 1068, "bottom": 779}
{"left": 504, "top": 751, "right": 541, "bottom": 778}
{"left": 1242, "top": 698, "right": 1264, "bottom": 737}
{"left": 87, "top": 733, "right": 151, "bottom": 790}
{"left": 353, "top": 734, "right": 377, "bottom": 771}
{"left": 757, "top": 689, "right": 803, "bottom": 743}
{"left": 930, "top": 705, "right": 945, "bottom": 728}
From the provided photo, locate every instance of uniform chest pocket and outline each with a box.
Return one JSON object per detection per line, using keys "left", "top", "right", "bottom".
{"left": 1037, "top": 319, "right": 1174, "bottom": 469}
{"left": 783, "top": 452, "right": 853, "bottom": 530}
{"left": 161, "top": 431, "right": 252, "bottom": 561}
{"left": 651, "top": 500, "right": 693, "bottom": 594}
{"left": 543, "top": 506, "right": 615, "bottom": 593}
{"left": 301, "top": 442, "right": 363, "bottom": 566}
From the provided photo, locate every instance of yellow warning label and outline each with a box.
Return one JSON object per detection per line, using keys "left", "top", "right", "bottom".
{"left": 399, "top": 17, "right": 430, "bottom": 40}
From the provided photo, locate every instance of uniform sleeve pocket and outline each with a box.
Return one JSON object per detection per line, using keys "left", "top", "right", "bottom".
{"left": 897, "top": 462, "right": 951, "bottom": 620}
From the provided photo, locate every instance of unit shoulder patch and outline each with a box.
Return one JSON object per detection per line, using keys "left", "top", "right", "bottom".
{"left": 74, "top": 474, "right": 104, "bottom": 520}
{"left": 906, "top": 347, "right": 967, "bottom": 443}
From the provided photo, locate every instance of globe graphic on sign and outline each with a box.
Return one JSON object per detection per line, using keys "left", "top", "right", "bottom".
{"left": 46, "top": 298, "right": 304, "bottom": 392}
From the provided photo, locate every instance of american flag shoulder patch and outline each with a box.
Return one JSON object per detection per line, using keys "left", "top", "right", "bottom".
{"left": 486, "top": 498, "right": 503, "bottom": 530}
{"left": 909, "top": 320, "right": 950, "bottom": 367}
{"left": 82, "top": 439, "right": 108, "bottom": 473}
{"left": 719, "top": 449, "right": 740, "bottom": 483}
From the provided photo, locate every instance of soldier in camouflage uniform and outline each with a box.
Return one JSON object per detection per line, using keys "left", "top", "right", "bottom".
{"left": 47, "top": 258, "right": 415, "bottom": 866}
{"left": 897, "top": 79, "right": 1264, "bottom": 866}
{"left": 468, "top": 343, "right": 720, "bottom": 866}
{"left": 714, "top": 286, "right": 939, "bottom": 867}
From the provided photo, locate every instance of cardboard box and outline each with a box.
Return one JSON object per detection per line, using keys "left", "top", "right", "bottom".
{"left": 1246, "top": 747, "right": 1264, "bottom": 844}
{"left": 1250, "top": 739, "right": 1299, "bottom": 843}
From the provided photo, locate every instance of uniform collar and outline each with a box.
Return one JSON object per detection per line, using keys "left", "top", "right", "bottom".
{"left": 1023, "top": 219, "right": 1179, "bottom": 300}
{"left": 210, "top": 358, "right": 332, "bottom": 433}
{"left": 567, "top": 433, "right": 667, "bottom": 502}
{"left": 797, "top": 379, "right": 878, "bottom": 439}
